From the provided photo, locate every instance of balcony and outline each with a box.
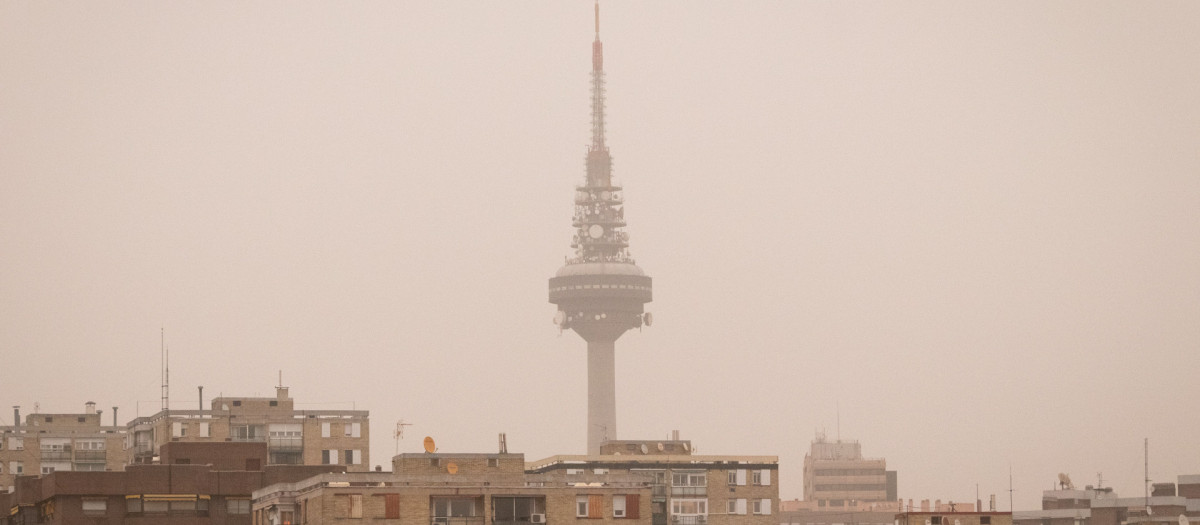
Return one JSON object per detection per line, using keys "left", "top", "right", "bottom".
{"left": 268, "top": 436, "right": 303, "bottom": 451}
{"left": 134, "top": 442, "right": 154, "bottom": 456}
{"left": 230, "top": 435, "right": 266, "bottom": 443}
{"left": 432, "top": 518, "right": 485, "bottom": 525}
{"left": 40, "top": 450, "right": 72, "bottom": 461}
{"left": 672, "top": 517, "right": 707, "bottom": 525}
{"left": 74, "top": 450, "right": 107, "bottom": 462}
{"left": 670, "top": 487, "right": 706, "bottom": 497}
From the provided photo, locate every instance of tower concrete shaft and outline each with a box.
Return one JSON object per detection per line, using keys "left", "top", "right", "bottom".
{"left": 549, "top": 1, "right": 652, "bottom": 455}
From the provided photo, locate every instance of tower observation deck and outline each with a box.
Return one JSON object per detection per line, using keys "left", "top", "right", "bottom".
{"left": 549, "top": 1, "right": 653, "bottom": 455}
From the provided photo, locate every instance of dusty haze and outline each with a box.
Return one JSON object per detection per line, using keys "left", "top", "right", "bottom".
{"left": 2, "top": 1, "right": 1198, "bottom": 510}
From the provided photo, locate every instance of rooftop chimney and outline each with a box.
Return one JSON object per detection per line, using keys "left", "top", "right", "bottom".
{"left": 112, "top": 406, "right": 118, "bottom": 427}
{"left": 85, "top": 401, "right": 96, "bottom": 414}
{"left": 12, "top": 406, "right": 19, "bottom": 429}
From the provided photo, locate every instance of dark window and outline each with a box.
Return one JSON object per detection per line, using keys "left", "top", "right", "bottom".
{"left": 45, "top": 417, "right": 53, "bottom": 423}
{"left": 982, "top": 518, "right": 992, "bottom": 525}
{"left": 488, "top": 458, "right": 499, "bottom": 467}
{"left": 232, "top": 400, "right": 241, "bottom": 407}
{"left": 77, "top": 417, "right": 86, "bottom": 423}
{"left": 322, "top": 450, "right": 331, "bottom": 464}
{"left": 269, "top": 400, "right": 278, "bottom": 406}
{"left": 345, "top": 450, "right": 354, "bottom": 464}
{"left": 933, "top": 517, "right": 943, "bottom": 525}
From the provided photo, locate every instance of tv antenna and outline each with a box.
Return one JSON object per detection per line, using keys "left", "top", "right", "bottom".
{"left": 393, "top": 419, "right": 412, "bottom": 455}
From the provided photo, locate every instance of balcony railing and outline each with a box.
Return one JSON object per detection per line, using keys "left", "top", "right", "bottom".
{"left": 230, "top": 435, "right": 266, "bottom": 442}
{"left": 40, "top": 450, "right": 72, "bottom": 461}
{"left": 134, "top": 442, "right": 154, "bottom": 455}
{"left": 670, "top": 487, "right": 706, "bottom": 497}
{"left": 672, "top": 516, "right": 707, "bottom": 525}
{"left": 432, "top": 517, "right": 485, "bottom": 525}
{"left": 74, "top": 450, "right": 107, "bottom": 462}
{"left": 268, "top": 436, "right": 303, "bottom": 451}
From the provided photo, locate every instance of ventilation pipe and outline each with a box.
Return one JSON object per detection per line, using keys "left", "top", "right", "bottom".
{"left": 198, "top": 386, "right": 204, "bottom": 411}
{"left": 112, "top": 406, "right": 118, "bottom": 427}
{"left": 13, "top": 406, "right": 19, "bottom": 428}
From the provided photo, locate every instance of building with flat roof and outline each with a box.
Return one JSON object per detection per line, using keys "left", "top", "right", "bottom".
{"left": 0, "top": 402, "right": 128, "bottom": 493}
{"left": 125, "top": 386, "right": 370, "bottom": 472}
{"left": 0, "top": 440, "right": 343, "bottom": 525}
{"left": 897, "top": 511, "right": 1012, "bottom": 525}
{"left": 252, "top": 451, "right": 653, "bottom": 525}
{"left": 528, "top": 439, "right": 780, "bottom": 525}
{"left": 1013, "top": 475, "right": 1200, "bottom": 525}
{"left": 803, "top": 433, "right": 896, "bottom": 508}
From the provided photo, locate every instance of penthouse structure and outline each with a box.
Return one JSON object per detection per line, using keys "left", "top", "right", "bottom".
{"left": 0, "top": 403, "right": 127, "bottom": 493}
{"left": 1013, "top": 476, "right": 1200, "bottom": 525}
{"left": 125, "top": 386, "right": 371, "bottom": 472}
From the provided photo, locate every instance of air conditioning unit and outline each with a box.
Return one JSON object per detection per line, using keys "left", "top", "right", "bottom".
{"left": 614, "top": 509, "right": 625, "bottom": 518}
{"left": 531, "top": 514, "right": 546, "bottom": 523}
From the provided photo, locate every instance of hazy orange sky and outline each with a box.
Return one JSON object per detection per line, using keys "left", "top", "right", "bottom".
{"left": 2, "top": 1, "right": 1198, "bottom": 509}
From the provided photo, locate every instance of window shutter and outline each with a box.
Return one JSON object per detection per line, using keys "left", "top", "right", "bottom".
{"left": 761, "top": 499, "right": 772, "bottom": 515}
{"left": 626, "top": 494, "right": 639, "bottom": 519}
{"left": 736, "top": 499, "right": 747, "bottom": 515}
{"left": 385, "top": 495, "right": 400, "bottom": 519}
{"left": 588, "top": 495, "right": 603, "bottom": 519}
{"left": 762, "top": 469, "right": 771, "bottom": 486}
{"left": 736, "top": 469, "right": 747, "bottom": 486}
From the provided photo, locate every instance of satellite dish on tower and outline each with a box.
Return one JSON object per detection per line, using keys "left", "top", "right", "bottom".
{"left": 423, "top": 436, "right": 436, "bottom": 453}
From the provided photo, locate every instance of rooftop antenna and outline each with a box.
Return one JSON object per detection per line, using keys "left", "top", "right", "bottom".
{"left": 1144, "top": 438, "right": 1150, "bottom": 511}
{"left": 394, "top": 419, "right": 412, "bottom": 455}
{"left": 160, "top": 327, "right": 169, "bottom": 415}
{"left": 836, "top": 401, "right": 841, "bottom": 442}
{"left": 278, "top": 370, "right": 282, "bottom": 387}
{"left": 1008, "top": 464, "right": 1015, "bottom": 512}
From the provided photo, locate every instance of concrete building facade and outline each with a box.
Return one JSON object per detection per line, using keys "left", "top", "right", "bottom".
{"left": 1013, "top": 476, "right": 1200, "bottom": 525}
{"left": 125, "top": 387, "right": 370, "bottom": 472}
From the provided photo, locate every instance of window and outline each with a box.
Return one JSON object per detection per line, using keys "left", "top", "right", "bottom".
{"left": 432, "top": 497, "right": 479, "bottom": 518}
{"left": 672, "top": 472, "right": 707, "bottom": 487}
{"left": 488, "top": 458, "right": 499, "bottom": 467}
{"left": 345, "top": 449, "right": 362, "bottom": 465}
{"left": 232, "top": 400, "right": 242, "bottom": 407}
{"left": 752, "top": 470, "right": 762, "bottom": 485}
{"left": 82, "top": 499, "right": 107, "bottom": 515}
{"left": 322, "top": 449, "right": 338, "bottom": 465}
{"left": 172, "top": 422, "right": 186, "bottom": 437}
{"left": 41, "top": 466, "right": 55, "bottom": 474}
{"left": 77, "top": 417, "right": 86, "bottom": 423}
{"left": 933, "top": 517, "right": 943, "bottom": 524}
{"left": 45, "top": 416, "right": 53, "bottom": 423}
{"left": 728, "top": 471, "right": 737, "bottom": 485}
{"left": 269, "top": 400, "right": 278, "bottom": 406}
{"left": 346, "top": 494, "right": 363, "bottom": 519}
{"left": 8, "top": 437, "right": 23, "bottom": 450}
{"left": 727, "top": 500, "right": 748, "bottom": 515}
{"left": 199, "top": 422, "right": 211, "bottom": 437}
{"left": 144, "top": 500, "right": 169, "bottom": 513}
{"left": 227, "top": 499, "right": 250, "bottom": 514}
{"left": 567, "top": 468, "right": 583, "bottom": 475}
{"left": 322, "top": 422, "right": 331, "bottom": 437}
{"left": 494, "top": 497, "right": 545, "bottom": 522}
{"left": 613, "top": 494, "right": 640, "bottom": 519}
{"left": 671, "top": 499, "right": 707, "bottom": 516}
{"left": 346, "top": 422, "right": 361, "bottom": 437}
{"left": 753, "top": 499, "right": 771, "bottom": 515}
{"left": 10, "top": 461, "right": 23, "bottom": 474}
{"left": 127, "top": 497, "right": 143, "bottom": 514}
{"left": 430, "top": 458, "right": 440, "bottom": 467}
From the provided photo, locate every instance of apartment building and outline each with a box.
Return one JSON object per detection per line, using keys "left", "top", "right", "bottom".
{"left": 0, "top": 403, "right": 127, "bottom": 493}
{"left": 0, "top": 441, "right": 343, "bottom": 525}
{"left": 252, "top": 451, "right": 653, "bottom": 525}
{"left": 1013, "top": 476, "right": 1200, "bottom": 525}
{"left": 897, "top": 511, "right": 1012, "bottom": 525}
{"left": 125, "top": 387, "right": 370, "bottom": 472}
{"left": 528, "top": 439, "right": 780, "bottom": 525}
{"left": 802, "top": 433, "right": 896, "bottom": 507}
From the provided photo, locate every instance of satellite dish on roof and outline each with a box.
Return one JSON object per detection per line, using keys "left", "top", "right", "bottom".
{"left": 656, "top": 442, "right": 664, "bottom": 452}
{"left": 447, "top": 462, "right": 458, "bottom": 474}
{"left": 643, "top": 312, "right": 653, "bottom": 327}
{"left": 682, "top": 442, "right": 690, "bottom": 452}
{"left": 1178, "top": 515, "right": 1188, "bottom": 525}
{"left": 640, "top": 444, "right": 648, "bottom": 454}
{"left": 423, "top": 436, "right": 436, "bottom": 453}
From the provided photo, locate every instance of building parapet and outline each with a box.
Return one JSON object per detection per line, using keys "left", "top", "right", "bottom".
{"left": 526, "top": 454, "right": 778, "bottom": 471}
